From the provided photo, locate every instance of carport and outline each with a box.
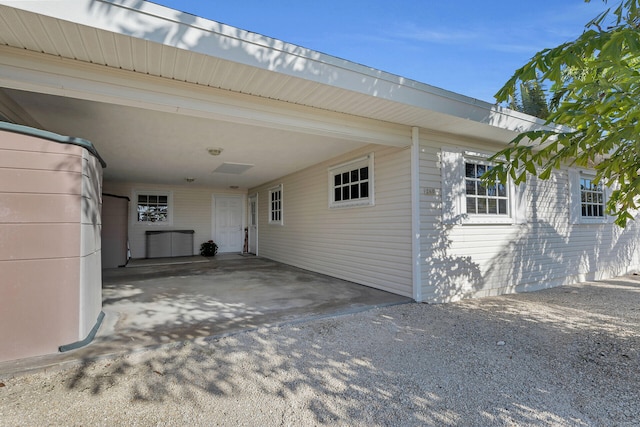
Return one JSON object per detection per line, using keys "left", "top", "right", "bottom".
{"left": 0, "top": 256, "right": 410, "bottom": 374}
{"left": 0, "top": 1, "right": 418, "bottom": 364}
{"left": 99, "top": 255, "right": 410, "bottom": 352}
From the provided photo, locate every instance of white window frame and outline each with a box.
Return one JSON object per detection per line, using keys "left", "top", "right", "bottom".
{"left": 569, "top": 169, "right": 609, "bottom": 224}
{"left": 328, "top": 153, "right": 375, "bottom": 209}
{"left": 463, "top": 157, "right": 510, "bottom": 218}
{"left": 441, "top": 148, "right": 524, "bottom": 225}
{"left": 268, "top": 184, "right": 283, "bottom": 225}
{"left": 133, "top": 190, "right": 173, "bottom": 226}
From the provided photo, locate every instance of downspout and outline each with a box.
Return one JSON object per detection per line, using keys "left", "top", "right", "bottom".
{"left": 411, "top": 127, "right": 422, "bottom": 302}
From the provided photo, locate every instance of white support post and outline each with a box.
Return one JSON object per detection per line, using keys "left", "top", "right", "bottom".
{"left": 411, "top": 126, "right": 422, "bottom": 302}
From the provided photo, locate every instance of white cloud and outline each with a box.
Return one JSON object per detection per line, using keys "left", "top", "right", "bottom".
{"left": 392, "top": 26, "right": 480, "bottom": 44}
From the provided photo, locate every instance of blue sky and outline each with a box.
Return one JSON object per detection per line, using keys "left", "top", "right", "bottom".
{"left": 152, "top": 0, "right": 599, "bottom": 103}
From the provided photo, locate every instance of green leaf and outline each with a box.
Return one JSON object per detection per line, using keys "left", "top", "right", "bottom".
{"left": 539, "top": 167, "right": 552, "bottom": 180}
{"left": 525, "top": 162, "right": 537, "bottom": 175}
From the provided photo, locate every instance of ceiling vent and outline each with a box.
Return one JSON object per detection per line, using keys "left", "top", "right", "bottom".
{"left": 213, "top": 162, "right": 254, "bottom": 174}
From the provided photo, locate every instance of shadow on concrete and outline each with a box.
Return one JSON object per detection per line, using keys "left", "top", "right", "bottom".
{"left": 6, "top": 275, "right": 637, "bottom": 425}
{"left": 0, "top": 256, "right": 410, "bottom": 376}
{"left": 96, "top": 256, "right": 411, "bottom": 353}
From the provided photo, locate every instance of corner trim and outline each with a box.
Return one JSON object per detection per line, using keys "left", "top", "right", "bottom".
{"left": 411, "top": 127, "right": 422, "bottom": 302}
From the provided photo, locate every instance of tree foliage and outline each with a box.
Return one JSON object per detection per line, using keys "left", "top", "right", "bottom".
{"left": 488, "top": 0, "right": 640, "bottom": 226}
{"left": 509, "top": 80, "right": 550, "bottom": 119}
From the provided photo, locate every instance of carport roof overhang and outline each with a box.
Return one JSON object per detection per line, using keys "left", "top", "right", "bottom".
{"left": 0, "top": 0, "right": 549, "bottom": 188}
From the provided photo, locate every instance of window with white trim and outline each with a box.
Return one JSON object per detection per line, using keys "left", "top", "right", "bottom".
{"left": 569, "top": 170, "right": 608, "bottom": 224}
{"left": 269, "top": 184, "right": 283, "bottom": 225}
{"left": 136, "top": 191, "right": 171, "bottom": 224}
{"left": 329, "top": 154, "right": 374, "bottom": 208}
{"left": 441, "top": 148, "right": 524, "bottom": 225}
{"left": 464, "top": 160, "right": 509, "bottom": 216}
{"left": 580, "top": 176, "right": 605, "bottom": 218}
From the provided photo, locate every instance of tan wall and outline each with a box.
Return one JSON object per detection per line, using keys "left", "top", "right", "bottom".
{"left": 0, "top": 129, "right": 102, "bottom": 362}
{"left": 250, "top": 144, "right": 413, "bottom": 297}
{"left": 102, "top": 181, "right": 245, "bottom": 259}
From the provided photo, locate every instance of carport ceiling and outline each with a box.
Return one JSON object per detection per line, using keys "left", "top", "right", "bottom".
{"left": 4, "top": 88, "right": 371, "bottom": 189}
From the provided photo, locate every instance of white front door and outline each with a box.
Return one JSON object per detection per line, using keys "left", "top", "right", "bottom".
{"left": 214, "top": 195, "right": 243, "bottom": 253}
{"left": 248, "top": 194, "right": 258, "bottom": 254}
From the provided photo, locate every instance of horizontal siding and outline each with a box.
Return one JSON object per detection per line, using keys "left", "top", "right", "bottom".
{"left": 251, "top": 144, "right": 413, "bottom": 297}
{"left": 102, "top": 181, "right": 244, "bottom": 259}
{"left": 0, "top": 132, "right": 85, "bottom": 262}
{"left": 0, "top": 130, "right": 103, "bottom": 361}
{"left": 419, "top": 133, "right": 640, "bottom": 302}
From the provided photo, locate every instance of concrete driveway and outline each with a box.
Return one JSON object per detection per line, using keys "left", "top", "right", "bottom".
{"left": 1, "top": 255, "right": 410, "bottom": 375}
{"left": 99, "top": 255, "right": 411, "bottom": 351}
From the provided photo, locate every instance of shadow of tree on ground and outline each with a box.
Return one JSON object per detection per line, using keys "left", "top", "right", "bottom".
{"left": 3, "top": 276, "right": 638, "bottom": 425}
{"left": 95, "top": 257, "right": 410, "bottom": 356}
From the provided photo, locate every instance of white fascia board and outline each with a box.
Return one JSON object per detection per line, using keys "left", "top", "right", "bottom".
{"left": 0, "top": 45, "right": 410, "bottom": 147}
{"left": 0, "top": 0, "right": 554, "bottom": 136}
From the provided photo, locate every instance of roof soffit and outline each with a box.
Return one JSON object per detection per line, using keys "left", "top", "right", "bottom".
{"left": 0, "top": 0, "right": 552, "bottom": 142}
{"left": 0, "top": 45, "right": 411, "bottom": 147}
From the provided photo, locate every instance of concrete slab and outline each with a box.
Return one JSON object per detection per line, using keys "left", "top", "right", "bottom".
{"left": 0, "top": 255, "right": 411, "bottom": 376}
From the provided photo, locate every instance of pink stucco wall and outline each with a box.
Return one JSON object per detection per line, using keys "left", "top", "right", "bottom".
{"left": 0, "top": 128, "right": 103, "bottom": 362}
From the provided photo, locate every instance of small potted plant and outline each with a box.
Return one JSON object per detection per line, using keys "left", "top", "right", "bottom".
{"left": 200, "top": 240, "right": 218, "bottom": 257}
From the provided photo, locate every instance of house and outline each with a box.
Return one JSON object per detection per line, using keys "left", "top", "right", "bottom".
{"left": 1, "top": 0, "right": 639, "bottom": 362}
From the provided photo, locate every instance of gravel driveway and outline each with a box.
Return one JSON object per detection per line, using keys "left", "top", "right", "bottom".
{"left": 1, "top": 275, "right": 639, "bottom": 426}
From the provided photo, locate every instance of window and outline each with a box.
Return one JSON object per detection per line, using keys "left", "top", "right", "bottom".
{"left": 136, "top": 192, "right": 171, "bottom": 223}
{"left": 269, "top": 184, "right": 283, "bottom": 225}
{"left": 569, "top": 170, "right": 608, "bottom": 224}
{"left": 580, "top": 176, "right": 605, "bottom": 218}
{"left": 464, "top": 160, "right": 509, "bottom": 216}
{"left": 329, "top": 154, "right": 374, "bottom": 208}
{"left": 441, "top": 148, "right": 524, "bottom": 225}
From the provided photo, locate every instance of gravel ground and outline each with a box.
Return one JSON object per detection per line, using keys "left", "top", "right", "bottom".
{"left": 1, "top": 276, "right": 639, "bottom": 426}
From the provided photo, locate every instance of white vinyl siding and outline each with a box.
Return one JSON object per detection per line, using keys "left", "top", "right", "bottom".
{"left": 419, "top": 133, "right": 640, "bottom": 302}
{"left": 251, "top": 144, "right": 412, "bottom": 297}
{"left": 102, "top": 181, "right": 244, "bottom": 259}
